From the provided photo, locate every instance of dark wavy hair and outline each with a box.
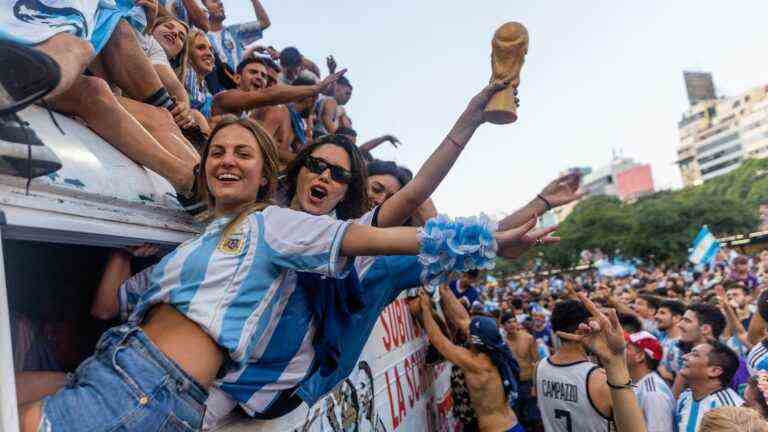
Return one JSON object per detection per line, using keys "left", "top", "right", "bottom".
{"left": 282, "top": 134, "right": 370, "bottom": 220}
{"left": 366, "top": 159, "right": 412, "bottom": 189}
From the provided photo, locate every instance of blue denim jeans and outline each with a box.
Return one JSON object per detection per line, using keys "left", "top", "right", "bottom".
{"left": 39, "top": 325, "right": 208, "bottom": 431}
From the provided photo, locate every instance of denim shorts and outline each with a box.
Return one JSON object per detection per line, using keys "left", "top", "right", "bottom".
{"left": 39, "top": 324, "right": 208, "bottom": 431}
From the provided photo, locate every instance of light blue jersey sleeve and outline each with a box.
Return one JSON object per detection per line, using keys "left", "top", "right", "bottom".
{"left": 259, "top": 206, "right": 353, "bottom": 277}
{"left": 117, "top": 265, "right": 155, "bottom": 321}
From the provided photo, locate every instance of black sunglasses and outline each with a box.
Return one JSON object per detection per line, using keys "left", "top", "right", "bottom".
{"left": 303, "top": 155, "right": 353, "bottom": 184}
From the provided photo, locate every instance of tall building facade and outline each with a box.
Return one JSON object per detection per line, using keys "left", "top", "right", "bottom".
{"left": 676, "top": 75, "right": 768, "bottom": 187}
{"left": 581, "top": 157, "right": 654, "bottom": 201}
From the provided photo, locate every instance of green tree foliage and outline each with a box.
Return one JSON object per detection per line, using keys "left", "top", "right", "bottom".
{"left": 513, "top": 158, "right": 768, "bottom": 272}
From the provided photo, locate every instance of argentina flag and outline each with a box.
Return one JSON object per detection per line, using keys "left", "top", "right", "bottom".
{"left": 689, "top": 226, "right": 720, "bottom": 265}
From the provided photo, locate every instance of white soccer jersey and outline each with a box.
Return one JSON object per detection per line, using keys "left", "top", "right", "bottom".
{"left": 119, "top": 205, "right": 351, "bottom": 376}
{"left": 634, "top": 372, "right": 675, "bottom": 432}
{"left": 675, "top": 388, "right": 743, "bottom": 432}
{"left": 747, "top": 341, "right": 768, "bottom": 376}
{"left": 536, "top": 358, "right": 614, "bottom": 432}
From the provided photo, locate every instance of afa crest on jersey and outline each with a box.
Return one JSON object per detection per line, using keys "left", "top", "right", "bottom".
{"left": 218, "top": 229, "right": 246, "bottom": 255}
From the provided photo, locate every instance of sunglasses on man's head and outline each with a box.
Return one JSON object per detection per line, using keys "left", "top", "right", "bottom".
{"left": 303, "top": 155, "right": 353, "bottom": 184}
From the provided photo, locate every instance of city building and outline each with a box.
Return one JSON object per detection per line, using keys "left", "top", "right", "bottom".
{"left": 676, "top": 73, "right": 768, "bottom": 187}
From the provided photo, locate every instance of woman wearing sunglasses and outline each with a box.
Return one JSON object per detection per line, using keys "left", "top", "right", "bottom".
{"left": 198, "top": 83, "right": 580, "bottom": 426}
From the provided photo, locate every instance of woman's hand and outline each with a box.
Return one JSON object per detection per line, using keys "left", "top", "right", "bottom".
{"left": 457, "top": 79, "right": 515, "bottom": 129}
{"left": 494, "top": 216, "right": 559, "bottom": 260}
{"left": 539, "top": 172, "right": 583, "bottom": 208}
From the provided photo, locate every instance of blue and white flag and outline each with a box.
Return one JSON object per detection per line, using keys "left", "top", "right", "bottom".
{"left": 689, "top": 226, "right": 720, "bottom": 265}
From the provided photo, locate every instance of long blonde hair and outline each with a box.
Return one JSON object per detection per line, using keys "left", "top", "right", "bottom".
{"left": 150, "top": 16, "right": 190, "bottom": 83}
{"left": 699, "top": 407, "right": 768, "bottom": 432}
{"left": 197, "top": 115, "right": 281, "bottom": 239}
{"left": 187, "top": 28, "right": 211, "bottom": 84}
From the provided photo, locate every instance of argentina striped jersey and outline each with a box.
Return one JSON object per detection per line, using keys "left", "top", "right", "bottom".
{"left": 120, "top": 205, "right": 352, "bottom": 376}
{"left": 747, "top": 340, "right": 768, "bottom": 376}
{"left": 675, "top": 388, "right": 743, "bottom": 432}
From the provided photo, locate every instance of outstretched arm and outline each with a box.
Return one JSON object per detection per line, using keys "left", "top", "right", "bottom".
{"left": 340, "top": 214, "right": 559, "bottom": 260}
{"left": 358, "top": 134, "right": 400, "bottom": 154}
{"left": 498, "top": 172, "right": 583, "bottom": 230}
{"left": 181, "top": 0, "right": 209, "bottom": 31}
{"left": 375, "top": 81, "right": 511, "bottom": 228}
{"left": 213, "top": 70, "right": 345, "bottom": 115}
{"left": 439, "top": 284, "right": 471, "bottom": 337}
{"left": 251, "top": 0, "right": 271, "bottom": 30}
{"left": 419, "top": 292, "right": 482, "bottom": 373}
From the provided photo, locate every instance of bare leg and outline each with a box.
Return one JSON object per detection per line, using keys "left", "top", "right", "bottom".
{"left": 15, "top": 372, "right": 67, "bottom": 405}
{"left": 50, "top": 76, "right": 194, "bottom": 192}
{"left": 118, "top": 96, "right": 200, "bottom": 167}
{"left": 34, "top": 33, "right": 95, "bottom": 101}
{"left": 99, "top": 20, "right": 164, "bottom": 101}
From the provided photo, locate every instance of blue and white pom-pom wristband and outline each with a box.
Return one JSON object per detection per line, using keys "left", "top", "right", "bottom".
{"left": 418, "top": 214, "right": 498, "bottom": 290}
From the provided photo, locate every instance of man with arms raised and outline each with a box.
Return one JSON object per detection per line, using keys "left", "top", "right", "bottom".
{"left": 204, "top": 0, "right": 271, "bottom": 72}
{"left": 676, "top": 340, "right": 743, "bottom": 431}
{"left": 418, "top": 290, "right": 523, "bottom": 432}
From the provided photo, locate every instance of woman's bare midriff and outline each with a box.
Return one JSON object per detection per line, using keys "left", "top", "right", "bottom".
{"left": 140, "top": 304, "right": 224, "bottom": 387}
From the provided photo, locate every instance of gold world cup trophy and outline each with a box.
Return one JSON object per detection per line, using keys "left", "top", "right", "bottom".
{"left": 483, "top": 22, "right": 529, "bottom": 124}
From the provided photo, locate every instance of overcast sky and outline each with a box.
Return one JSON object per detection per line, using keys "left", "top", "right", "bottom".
{"left": 224, "top": 0, "right": 768, "bottom": 217}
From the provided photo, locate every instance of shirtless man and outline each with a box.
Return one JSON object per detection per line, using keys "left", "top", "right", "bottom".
{"left": 419, "top": 290, "right": 523, "bottom": 432}
{"left": 501, "top": 313, "right": 540, "bottom": 430}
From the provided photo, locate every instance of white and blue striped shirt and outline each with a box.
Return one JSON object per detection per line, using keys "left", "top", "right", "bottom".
{"left": 747, "top": 341, "right": 768, "bottom": 376}
{"left": 120, "top": 205, "right": 352, "bottom": 375}
{"left": 208, "top": 209, "right": 380, "bottom": 417}
{"left": 207, "top": 21, "right": 263, "bottom": 72}
{"left": 675, "top": 388, "right": 743, "bottom": 432}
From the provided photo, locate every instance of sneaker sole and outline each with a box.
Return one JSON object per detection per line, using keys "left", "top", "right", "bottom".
{"left": 0, "top": 40, "right": 61, "bottom": 116}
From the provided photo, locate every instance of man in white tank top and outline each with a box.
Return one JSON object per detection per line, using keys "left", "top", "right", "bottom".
{"left": 535, "top": 299, "right": 615, "bottom": 432}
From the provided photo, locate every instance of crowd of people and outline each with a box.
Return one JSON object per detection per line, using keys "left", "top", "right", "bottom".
{"left": 430, "top": 249, "right": 768, "bottom": 431}
{"left": 2, "top": 1, "right": 583, "bottom": 431}
{"left": 2, "top": 1, "right": 763, "bottom": 432}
